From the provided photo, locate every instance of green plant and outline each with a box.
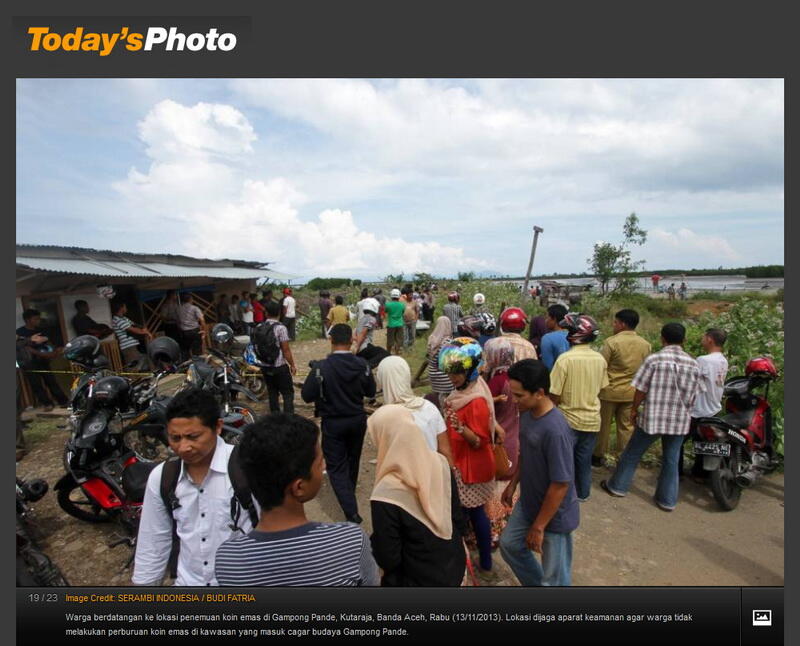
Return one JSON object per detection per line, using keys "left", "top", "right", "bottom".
{"left": 587, "top": 213, "right": 648, "bottom": 295}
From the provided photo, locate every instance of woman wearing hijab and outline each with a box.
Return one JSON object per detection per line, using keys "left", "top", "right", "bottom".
{"left": 426, "top": 316, "right": 455, "bottom": 408}
{"left": 528, "top": 314, "right": 549, "bottom": 357}
{"left": 368, "top": 405, "right": 467, "bottom": 587}
{"left": 439, "top": 337, "right": 497, "bottom": 574}
{"left": 481, "top": 337, "right": 521, "bottom": 544}
{"left": 375, "top": 356, "right": 453, "bottom": 463}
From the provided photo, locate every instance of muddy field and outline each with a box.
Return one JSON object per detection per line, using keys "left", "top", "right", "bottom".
{"left": 17, "top": 331, "right": 784, "bottom": 587}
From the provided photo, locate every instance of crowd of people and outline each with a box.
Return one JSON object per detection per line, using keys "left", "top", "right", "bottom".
{"left": 124, "top": 287, "right": 733, "bottom": 588}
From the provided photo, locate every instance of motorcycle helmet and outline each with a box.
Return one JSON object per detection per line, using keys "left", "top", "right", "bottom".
{"left": 92, "top": 375, "right": 131, "bottom": 410}
{"left": 478, "top": 311, "right": 497, "bottom": 335}
{"left": 362, "top": 298, "right": 380, "bottom": 316}
{"left": 457, "top": 315, "right": 482, "bottom": 339}
{"left": 64, "top": 335, "right": 101, "bottom": 366}
{"left": 499, "top": 307, "right": 527, "bottom": 333}
{"left": 211, "top": 323, "right": 235, "bottom": 350}
{"left": 473, "top": 293, "right": 486, "bottom": 305}
{"left": 438, "top": 337, "right": 483, "bottom": 383}
{"left": 559, "top": 312, "right": 599, "bottom": 345}
{"left": 745, "top": 356, "right": 778, "bottom": 379}
{"left": 147, "top": 335, "right": 181, "bottom": 367}
{"left": 390, "top": 288, "right": 401, "bottom": 299}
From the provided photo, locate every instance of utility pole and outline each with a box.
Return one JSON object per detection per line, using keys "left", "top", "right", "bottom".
{"left": 522, "top": 226, "right": 544, "bottom": 300}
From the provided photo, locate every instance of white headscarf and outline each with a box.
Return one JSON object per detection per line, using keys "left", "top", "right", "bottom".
{"left": 375, "top": 356, "right": 425, "bottom": 410}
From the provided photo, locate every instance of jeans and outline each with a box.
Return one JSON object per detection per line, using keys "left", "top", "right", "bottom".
{"left": 321, "top": 415, "right": 367, "bottom": 519}
{"left": 403, "top": 322, "right": 415, "bottom": 347}
{"left": 284, "top": 317, "right": 296, "bottom": 341}
{"left": 499, "top": 503, "right": 573, "bottom": 586}
{"left": 606, "top": 427, "right": 684, "bottom": 509}
{"left": 572, "top": 429, "right": 597, "bottom": 500}
{"left": 260, "top": 364, "right": 295, "bottom": 413}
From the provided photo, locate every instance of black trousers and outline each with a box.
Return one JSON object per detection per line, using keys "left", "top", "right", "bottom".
{"left": 321, "top": 415, "right": 367, "bottom": 519}
{"left": 261, "top": 364, "right": 295, "bottom": 413}
{"left": 25, "top": 362, "right": 68, "bottom": 407}
{"left": 180, "top": 329, "right": 203, "bottom": 358}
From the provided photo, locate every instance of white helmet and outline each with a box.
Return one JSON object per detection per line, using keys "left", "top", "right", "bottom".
{"left": 362, "top": 298, "right": 380, "bottom": 315}
{"left": 390, "top": 288, "right": 401, "bottom": 299}
{"left": 473, "top": 293, "right": 486, "bottom": 305}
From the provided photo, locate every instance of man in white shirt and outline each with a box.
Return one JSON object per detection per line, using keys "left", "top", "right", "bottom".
{"left": 681, "top": 328, "right": 728, "bottom": 479}
{"left": 178, "top": 293, "right": 206, "bottom": 358}
{"left": 282, "top": 287, "right": 298, "bottom": 341}
{"left": 132, "top": 388, "right": 254, "bottom": 586}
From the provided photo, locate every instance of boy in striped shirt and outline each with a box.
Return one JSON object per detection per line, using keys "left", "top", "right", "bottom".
{"left": 215, "top": 413, "right": 379, "bottom": 586}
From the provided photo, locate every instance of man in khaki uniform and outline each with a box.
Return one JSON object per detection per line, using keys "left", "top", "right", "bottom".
{"left": 593, "top": 309, "right": 651, "bottom": 465}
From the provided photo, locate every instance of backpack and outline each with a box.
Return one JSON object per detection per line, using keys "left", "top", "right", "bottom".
{"left": 159, "top": 444, "right": 258, "bottom": 579}
{"left": 251, "top": 320, "right": 281, "bottom": 366}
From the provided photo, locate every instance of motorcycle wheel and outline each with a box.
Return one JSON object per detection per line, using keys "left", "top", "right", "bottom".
{"left": 17, "top": 550, "right": 69, "bottom": 586}
{"left": 244, "top": 374, "right": 267, "bottom": 400}
{"left": 57, "top": 477, "right": 114, "bottom": 523}
{"left": 123, "top": 429, "right": 170, "bottom": 462}
{"left": 710, "top": 452, "right": 742, "bottom": 511}
{"left": 230, "top": 404, "right": 257, "bottom": 426}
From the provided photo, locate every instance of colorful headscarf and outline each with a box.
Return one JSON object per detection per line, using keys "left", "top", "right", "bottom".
{"left": 482, "top": 337, "right": 515, "bottom": 380}
{"left": 438, "top": 337, "right": 484, "bottom": 383}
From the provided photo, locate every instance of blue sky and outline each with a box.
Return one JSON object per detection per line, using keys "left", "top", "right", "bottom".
{"left": 17, "top": 79, "right": 784, "bottom": 281}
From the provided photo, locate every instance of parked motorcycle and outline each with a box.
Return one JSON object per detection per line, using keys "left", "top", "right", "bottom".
{"left": 694, "top": 357, "right": 781, "bottom": 510}
{"left": 55, "top": 374, "right": 155, "bottom": 563}
{"left": 17, "top": 476, "right": 69, "bottom": 586}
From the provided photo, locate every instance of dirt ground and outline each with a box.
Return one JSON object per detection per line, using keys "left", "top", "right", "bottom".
{"left": 16, "top": 331, "right": 784, "bottom": 587}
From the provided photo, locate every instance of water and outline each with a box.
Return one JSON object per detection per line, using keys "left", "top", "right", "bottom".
{"left": 496, "top": 275, "right": 783, "bottom": 293}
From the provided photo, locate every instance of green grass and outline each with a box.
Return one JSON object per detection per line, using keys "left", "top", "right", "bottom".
{"left": 19, "top": 417, "right": 63, "bottom": 450}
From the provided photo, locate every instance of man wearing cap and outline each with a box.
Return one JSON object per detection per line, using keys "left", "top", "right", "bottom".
{"left": 548, "top": 314, "right": 608, "bottom": 502}
{"left": 384, "top": 289, "right": 406, "bottom": 355}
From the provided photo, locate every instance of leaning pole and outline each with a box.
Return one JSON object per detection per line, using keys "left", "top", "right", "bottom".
{"left": 522, "top": 225, "right": 544, "bottom": 300}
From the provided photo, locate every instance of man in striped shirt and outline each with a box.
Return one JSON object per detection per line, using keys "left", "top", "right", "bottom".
{"left": 215, "top": 413, "right": 379, "bottom": 586}
{"left": 111, "top": 299, "right": 152, "bottom": 371}
{"left": 601, "top": 323, "right": 700, "bottom": 511}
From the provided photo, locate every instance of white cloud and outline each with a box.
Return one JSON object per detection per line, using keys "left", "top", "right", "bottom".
{"left": 648, "top": 227, "right": 741, "bottom": 263}
{"left": 113, "top": 99, "right": 485, "bottom": 276}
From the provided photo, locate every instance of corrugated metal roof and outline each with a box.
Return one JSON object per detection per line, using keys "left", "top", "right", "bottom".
{"left": 16, "top": 256, "right": 296, "bottom": 281}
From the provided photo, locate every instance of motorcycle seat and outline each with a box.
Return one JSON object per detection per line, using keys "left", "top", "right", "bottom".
{"left": 121, "top": 461, "right": 159, "bottom": 503}
{"left": 721, "top": 409, "right": 755, "bottom": 431}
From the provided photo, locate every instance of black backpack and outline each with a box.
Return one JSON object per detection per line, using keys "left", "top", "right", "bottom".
{"left": 159, "top": 444, "right": 258, "bottom": 579}
{"left": 251, "top": 320, "right": 281, "bottom": 365}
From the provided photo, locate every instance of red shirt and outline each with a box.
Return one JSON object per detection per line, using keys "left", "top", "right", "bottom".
{"left": 252, "top": 301, "right": 266, "bottom": 323}
{"left": 447, "top": 397, "right": 494, "bottom": 484}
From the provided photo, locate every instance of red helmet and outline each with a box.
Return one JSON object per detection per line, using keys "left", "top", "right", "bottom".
{"left": 283, "top": 287, "right": 292, "bottom": 295}
{"left": 499, "top": 307, "right": 527, "bottom": 332}
{"left": 745, "top": 357, "right": 778, "bottom": 379}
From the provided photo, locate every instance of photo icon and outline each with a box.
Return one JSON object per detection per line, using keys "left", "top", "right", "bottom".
{"left": 752, "top": 610, "right": 772, "bottom": 627}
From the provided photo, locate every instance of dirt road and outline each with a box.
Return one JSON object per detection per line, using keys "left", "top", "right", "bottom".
{"left": 16, "top": 333, "right": 784, "bottom": 587}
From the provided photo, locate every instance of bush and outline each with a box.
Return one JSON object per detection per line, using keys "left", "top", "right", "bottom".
{"left": 305, "top": 277, "right": 352, "bottom": 291}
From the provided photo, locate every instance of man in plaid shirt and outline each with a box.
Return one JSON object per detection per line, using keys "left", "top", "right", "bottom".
{"left": 601, "top": 323, "right": 699, "bottom": 511}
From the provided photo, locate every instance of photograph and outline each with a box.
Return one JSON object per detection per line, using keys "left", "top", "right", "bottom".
{"left": 16, "top": 78, "right": 784, "bottom": 590}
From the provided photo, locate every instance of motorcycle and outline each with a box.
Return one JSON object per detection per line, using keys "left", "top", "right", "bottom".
{"left": 55, "top": 374, "right": 164, "bottom": 566}
{"left": 17, "top": 476, "right": 69, "bottom": 586}
{"left": 181, "top": 348, "right": 260, "bottom": 442}
{"left": 693, "top": 357, "right": 781, "bottom": 510}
